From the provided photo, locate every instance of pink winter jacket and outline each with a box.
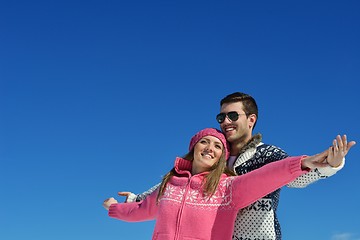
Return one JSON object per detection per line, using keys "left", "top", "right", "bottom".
{"left": 108, "top": 156, "right": 308, "bottom": 240}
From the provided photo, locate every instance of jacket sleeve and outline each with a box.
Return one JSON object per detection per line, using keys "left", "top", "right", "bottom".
{"left": 287, "top": 158, "right": 345, "bottom": 188}
{"left": 257, "top": 145, "right": 344, "bottom": 188}
{"left": 126, "top": 183, "right": 161, "bottom": 203}
{"left": 232, "top": 156, "right": 309, "bottom": 210}
{"left": 109, "top": 189, "right": 159, "bottom": 222}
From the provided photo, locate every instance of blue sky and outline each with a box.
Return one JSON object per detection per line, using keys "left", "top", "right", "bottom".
{"left": 1, "top": 0, "right": 359, "bottom": 239}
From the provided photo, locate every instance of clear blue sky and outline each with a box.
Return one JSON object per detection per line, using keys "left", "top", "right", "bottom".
{"left": 1, "top": 1, "right": 359, "bottom": 239}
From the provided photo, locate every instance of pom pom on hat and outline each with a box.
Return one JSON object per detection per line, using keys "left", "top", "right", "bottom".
{"left": 189, "top": 128, "right": 230, "bottom": 160}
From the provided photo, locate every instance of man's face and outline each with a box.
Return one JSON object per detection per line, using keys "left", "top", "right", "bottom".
{"left": 219, "top": 101, "right": 252, "bottom": 144}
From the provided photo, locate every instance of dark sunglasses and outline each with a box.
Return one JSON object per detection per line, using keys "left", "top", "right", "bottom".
{"left": 216, "top": 111, "right": 247, "bottom": 124}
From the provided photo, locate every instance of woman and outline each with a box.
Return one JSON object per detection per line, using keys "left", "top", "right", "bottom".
{"left": 103, "top": 128, "right": 344, "bottom": 240}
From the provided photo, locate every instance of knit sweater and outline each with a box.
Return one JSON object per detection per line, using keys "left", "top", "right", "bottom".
{"left": 229, "top": 134, "right": 344, "bottom": 240}
{"left": 109, "top": 156, "right": 309, "bottom": 240}
{"left": 129, "top": 133, "right": 345, "bottom": 240}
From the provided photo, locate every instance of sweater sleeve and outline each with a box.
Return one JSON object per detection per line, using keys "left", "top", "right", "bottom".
{"left": 286, "top": 157, "right": 345, "bottom": 188}
{"left": 317, "top": 157, "right": 345, "bottom": 176}
{"left": 128, "top": 183, "right": 161, "bottom": 202}
{"left": 108, "top": 189, "right": 159, "bottom": 222}
{"left": 231, "top": 156, "right": 308, "bottom": 210}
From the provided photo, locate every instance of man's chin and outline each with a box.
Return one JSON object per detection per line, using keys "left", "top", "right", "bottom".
{"left": 225, "top": 133, "right": 236, "bottom": 142}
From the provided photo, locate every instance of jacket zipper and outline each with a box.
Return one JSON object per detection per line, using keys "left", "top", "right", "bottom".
{"left": 174, "top": 177, "right": 191, "bottom": 240}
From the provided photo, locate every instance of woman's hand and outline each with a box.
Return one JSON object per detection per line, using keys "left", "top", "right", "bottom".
{"left": 103, "top": 197, "right": 118, "bottom": 210}
{"left": 301, "top": 150, "right": 328, "bottom": 170}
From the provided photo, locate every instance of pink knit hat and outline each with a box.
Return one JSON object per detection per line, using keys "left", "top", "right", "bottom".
{"left": 189, "top": 128, "right": 230, "bottom": 160}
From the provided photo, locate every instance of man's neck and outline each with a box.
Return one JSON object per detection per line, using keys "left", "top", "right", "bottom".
{"left": 230, "top": 135, "right": 252, "bottom": 156}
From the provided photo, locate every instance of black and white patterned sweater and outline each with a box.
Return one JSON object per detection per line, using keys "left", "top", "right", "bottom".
{"left": 229, "top": 133, "right": 344, "bottom": 240}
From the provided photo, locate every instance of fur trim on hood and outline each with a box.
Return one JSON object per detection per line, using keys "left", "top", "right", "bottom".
{"left": 237, "top": 133, "right": 262, "bottom": 156}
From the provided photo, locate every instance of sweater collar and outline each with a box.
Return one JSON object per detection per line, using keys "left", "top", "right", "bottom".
{"left": 229, "top": 133, "right": 262, "bottom": 169}
{"left": 174, "top": 157, "right": 192, "bottom": 174}
{"left": 237, "top": 133, "right": 262, "bottom": 156}
{"left": 174, "top": 157, "right": 230, "bottom": 181}
{"left": 174, "top": 157, "right": 213, "bottom": 178}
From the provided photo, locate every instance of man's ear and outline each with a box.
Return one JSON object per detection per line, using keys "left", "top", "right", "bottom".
{"left": 248, "top": 114, "right": 257, "bottom": 129}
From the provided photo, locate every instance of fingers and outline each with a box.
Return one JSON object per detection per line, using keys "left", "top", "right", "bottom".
{"left": 318, "top": 149, "right": 328, "bottom": 158}
{"left": 313, "top": 161, "right": 329, "bottom": 168}
{"left": 327, "top": 146, "right": 334, "bottom": 162}
{"left": 103, "top": 197, "right": 115, "bottom": 203}
{"left": 337, "top": 135, "right": 344, "bottom": 151}
{"left": 341, "top": 135, "right": 347, "bottom": 151}
{"left": 302, "top": 150, "right": 328, "bottom": 170}
{"left": 335, "top": 134, "right": 356, "bottom": 155}
{"left": 344, "top": 141, "right": 356, "bottom": 155}
{"left": 333, "top": 136, "right": 339, "bottom": 152}
{"left": 103, "top": 197, "right": 118, "bottom": 205}
{"left": 347, "top": 141, "right": 356, "bottom": 151}
{"left": 103, "top": 197, "right": 117, "bottom": 210}
{"left": 118, "top": 192, "right": 131, "bottom": 197}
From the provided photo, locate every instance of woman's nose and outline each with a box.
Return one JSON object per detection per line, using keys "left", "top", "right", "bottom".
{"left": 205, "top": 144, "right": 214, "bottom": 152}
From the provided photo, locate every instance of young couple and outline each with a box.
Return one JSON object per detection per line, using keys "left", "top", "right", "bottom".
{"left": 103, "top": 92, "right": 356, "bottom": 240}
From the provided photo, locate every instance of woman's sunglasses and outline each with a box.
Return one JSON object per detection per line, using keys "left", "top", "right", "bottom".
{"left": 216, "top": 111, "right": 247, "bottom": 124}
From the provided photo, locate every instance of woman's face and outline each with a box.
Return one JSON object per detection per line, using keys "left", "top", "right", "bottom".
{"left": 192, "top": 135, "right": 224, "bottom": 174}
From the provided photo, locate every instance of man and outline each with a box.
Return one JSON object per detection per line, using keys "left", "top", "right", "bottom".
{"left": 121, "top": 92, "right": 356, "bottom": 240}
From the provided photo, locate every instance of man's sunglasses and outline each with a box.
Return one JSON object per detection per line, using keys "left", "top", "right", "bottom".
{"left": 216, "top": 111, "right": 247, "bottom": 124}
